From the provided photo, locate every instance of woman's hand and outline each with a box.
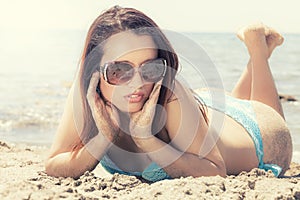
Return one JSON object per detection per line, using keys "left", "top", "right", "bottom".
{"left": 129, "top": 81, "right": 164, "bottom": 146}
{"left": 86, "top": 71, "right": 120, "bottom": 143}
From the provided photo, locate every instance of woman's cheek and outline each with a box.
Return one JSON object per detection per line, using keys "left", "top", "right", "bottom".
{"left": 144, "top": 83, "right": 154, "bottom": 96}
{"left": 99, "top": 80, "right": 127, "bottom": 110}
{"left": 99, "top": 78, "right": 113, "bottom": 102}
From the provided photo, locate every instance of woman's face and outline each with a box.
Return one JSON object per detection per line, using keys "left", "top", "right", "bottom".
{"left": 99, "top": 32, "right": 158, "bottom": 113}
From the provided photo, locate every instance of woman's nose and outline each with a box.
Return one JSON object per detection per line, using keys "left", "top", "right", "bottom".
{"left": 127, "top": 70, "right": 144, "bottom": 88}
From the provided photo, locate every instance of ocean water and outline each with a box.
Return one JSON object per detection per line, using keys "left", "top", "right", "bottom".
{"left": 0, "top": 29, "right": 299, "bottom": 162}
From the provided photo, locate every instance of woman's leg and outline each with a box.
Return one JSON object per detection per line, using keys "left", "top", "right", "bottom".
{"left": 232, "top": 28, "right": 281, "bottom": 100}
{"left": 232, "top": 24, "right": 285, "bottom": 118}
{"left": 231, "top": 38, "right": 280, "bottom": 100}
{"left": 231, "top": 60, "right": 252, "bottom": 99}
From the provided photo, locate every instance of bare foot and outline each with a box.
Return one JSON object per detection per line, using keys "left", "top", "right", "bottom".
{"left": 237, "top": 23, "right": 284, "bottom": 58}
{"left": 265, "top": 27, "right": 284, "bottom": 58}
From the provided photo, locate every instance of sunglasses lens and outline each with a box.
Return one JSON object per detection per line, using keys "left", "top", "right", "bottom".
{"left": 104, "top": 59, "right": 166, "bottom": 85}
{"left": 141, "top": 59, "right": 166, "bottom": 82}
{"left": 106, "top": 62, "right": 133, "bottom": 85}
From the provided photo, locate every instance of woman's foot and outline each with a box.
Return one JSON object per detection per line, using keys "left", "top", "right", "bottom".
{"left": 237, "top": 23, "right": 284, "bottom": 58}
{"left": 265, "top": 27, "right": 284, "bottom": 58}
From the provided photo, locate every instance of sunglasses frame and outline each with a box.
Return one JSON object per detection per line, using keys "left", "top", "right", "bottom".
{"left": 100, "top": 58, "right": 167, "bottom": 85}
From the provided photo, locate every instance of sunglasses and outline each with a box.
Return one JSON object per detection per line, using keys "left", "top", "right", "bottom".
{"left": 100, "top": 58, "right": 167, "bottom": 85}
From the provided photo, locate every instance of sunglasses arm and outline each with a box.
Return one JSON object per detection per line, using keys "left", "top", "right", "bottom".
{"left": 99, "top": 65, "right": 109, "bottom": 82}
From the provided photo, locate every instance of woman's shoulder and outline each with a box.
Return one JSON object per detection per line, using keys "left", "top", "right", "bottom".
{"left": 167, "top": 80, "right": 194, "bottom": 103}
{"left": 165, "top": 80, "right": 207, "bottom": 118}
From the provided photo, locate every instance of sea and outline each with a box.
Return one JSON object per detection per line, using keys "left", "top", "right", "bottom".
{"left": 0, "top": 29, "right": 299, "bottom": 162}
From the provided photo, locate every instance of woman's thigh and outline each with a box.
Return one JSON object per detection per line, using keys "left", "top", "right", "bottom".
{"left": 252, "top": 101, "right": 292, "bottom": 173}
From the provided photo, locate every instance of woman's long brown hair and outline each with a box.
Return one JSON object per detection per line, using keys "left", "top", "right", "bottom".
{"left": 73, "top": 6, "right": 207, "bottom": 151}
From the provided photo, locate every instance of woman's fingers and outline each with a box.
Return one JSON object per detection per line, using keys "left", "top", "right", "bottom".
{"left": 85, "top": 71, "right": 120, "bottom": 142}
{"left": 131, "top": 81, "right": 162, "bottom": 125}
{"left": 86, "top": 71, "right": 107, "bottom": 127}
{"left": 105, "top": 103, "right": 120, "bottom": 129}
{"left": 86, "top": 71, "right": 101, "bottom": 107}
{"left": 143, "top": 80, "right": 162, "bottom": 111}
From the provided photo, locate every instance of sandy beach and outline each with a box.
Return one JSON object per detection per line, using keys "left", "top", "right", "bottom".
{"left": 0, "top": 140, "right": 299, "bottom": 200}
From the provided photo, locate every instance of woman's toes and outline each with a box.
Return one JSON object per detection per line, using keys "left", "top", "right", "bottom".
{"left": 267, "top": 36, "right": 278, "bottom": 56}
{"left": 236, "top": 27, "right": 246, "bottom": 41}
{"left": 266, "top": 33, "right": 284, "bottom": 58}
{"left": 268, "top": 28, "right": 284, "bottom": 45}
{"left": 236, "top": 23, "right": 266, "bottom": 42}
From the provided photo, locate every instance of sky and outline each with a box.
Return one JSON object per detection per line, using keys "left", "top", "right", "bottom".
{"left": 0, "top": 0, "right": 300, "bottom": 33}
{"left": 1, "top": 0, "right": 300, "bottom": 33}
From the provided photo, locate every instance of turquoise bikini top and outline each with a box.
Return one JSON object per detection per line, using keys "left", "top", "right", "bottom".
{"left": 100, "top": 154, "right": 171, "bottom": 182}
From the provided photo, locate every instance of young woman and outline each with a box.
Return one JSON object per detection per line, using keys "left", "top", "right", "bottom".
{"left": 45, "top": 6, "right": 292, "bottom": 182}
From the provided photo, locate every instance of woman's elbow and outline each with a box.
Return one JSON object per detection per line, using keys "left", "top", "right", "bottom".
{"left": 44, "top": 156, "right": 76, "bottom": 178}
{"left": 44, "top": 158, "right": 57, "bottom": 177}
{"left": 217, "top": 166, "right": 227, "bottom": 178}
{"left": 44, "top": 157, "right": 65, "bottom": 177}
{"left": 195, "top": 160, "right": 227, "bottom": 178}
{"left": 193, "top": 168, "right": 226, "bottom": 178}
{"left": 44, "top": 155, "right": 92, "bottom": 179}
{"left": 214, "top": 160, "right": 227, "bottom": 177}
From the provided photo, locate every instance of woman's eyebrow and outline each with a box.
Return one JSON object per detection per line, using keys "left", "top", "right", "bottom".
{"left": 115, "top": 58, "right": 158, "bottom": 66}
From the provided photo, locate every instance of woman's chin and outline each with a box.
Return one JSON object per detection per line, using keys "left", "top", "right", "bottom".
{"left": 117, "top": 103, "right": 143, "bottom": 113}
{"left": 128, "top": 105, "right": 143, "bottom": 113}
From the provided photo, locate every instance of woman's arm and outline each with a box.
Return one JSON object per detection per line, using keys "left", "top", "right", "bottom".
{"left": 45, "top": 82, "right": 110, "bottom": 178}
{"left": 132, "top": 81, "right": 226, "bottom": 178}
{"left": 134, "top": 135, "right": 226, "bottom": 178}
{"left": 45, "top": 72, "right": 118, "bottom": 178}
{"left": 46, "top": 134, "right": 110, "bottom": 178}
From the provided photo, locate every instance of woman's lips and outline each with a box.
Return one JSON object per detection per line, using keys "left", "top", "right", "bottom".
{"left": 125, "top": 92, "right": 144, "bottom": 103}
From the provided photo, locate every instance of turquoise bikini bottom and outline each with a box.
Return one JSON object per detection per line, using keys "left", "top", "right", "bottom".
{"left": 99, "top": 90, "right": 282, "bottom": 182}
{"left": 195, "top": 90, "right": 282, "bottom": 177}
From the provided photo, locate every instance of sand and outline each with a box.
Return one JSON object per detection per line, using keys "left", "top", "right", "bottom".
{"left": 1, "top": 140, "right": 300, "bottom": 200}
